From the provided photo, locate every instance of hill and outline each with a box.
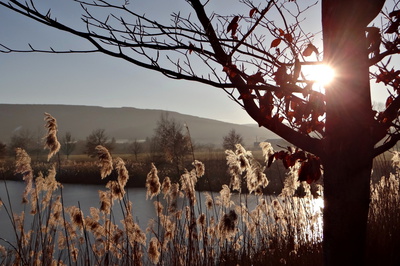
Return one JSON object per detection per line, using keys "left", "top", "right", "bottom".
{"left": 0, "top": 104, "right": 279, "bottom": 147}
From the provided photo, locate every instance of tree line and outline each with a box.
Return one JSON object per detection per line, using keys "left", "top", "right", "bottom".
{"left": 0, "top": 113, "right": 245, "bottom": 162}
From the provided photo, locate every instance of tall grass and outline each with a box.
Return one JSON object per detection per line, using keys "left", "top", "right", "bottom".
{"left": 0, "top": 113, "right": 399, "bottom": 265}
{"left": 0, "top": 147, "right": 324, "bottom": 265}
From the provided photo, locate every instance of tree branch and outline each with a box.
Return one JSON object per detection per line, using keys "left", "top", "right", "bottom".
{"left": 189, "top": 0, "right": 322, "bottom": 156}
{"left": 373, "top": 132, "right": 400, "bottom": 157}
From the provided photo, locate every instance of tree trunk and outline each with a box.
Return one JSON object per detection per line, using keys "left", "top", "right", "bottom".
{"left": 322, "top": 153, "right": 372, "bottom": 265}
{"left": 322, "top": 0, "right": 376, "bottom": 264}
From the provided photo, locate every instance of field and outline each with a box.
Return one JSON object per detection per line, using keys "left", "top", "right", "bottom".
{"left": 0, "top": 144, "right": 399, "bottom": 265}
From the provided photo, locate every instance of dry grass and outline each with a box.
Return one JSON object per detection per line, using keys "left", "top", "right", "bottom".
{"left": 0, "top": 144, "right": 326, "bottom": 265}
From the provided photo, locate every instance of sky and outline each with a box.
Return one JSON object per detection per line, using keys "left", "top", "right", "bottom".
{"left": 0, "top": 0, "right": 392, "bottom": 125}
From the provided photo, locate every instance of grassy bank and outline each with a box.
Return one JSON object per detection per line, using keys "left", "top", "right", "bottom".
{"left": 0, "top": 149, "right": 290, "bottom": 194}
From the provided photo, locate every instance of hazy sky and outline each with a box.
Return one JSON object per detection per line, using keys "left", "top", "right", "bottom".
{"left": 0, "top": 0, "right": 391, "bottom": 124}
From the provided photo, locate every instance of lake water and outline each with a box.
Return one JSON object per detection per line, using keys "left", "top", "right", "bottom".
{"left": 0, "top": 180, "right": 323, "bottom": 248}
{"left": 0, "top": 181, "right": 159, "bottom": 244}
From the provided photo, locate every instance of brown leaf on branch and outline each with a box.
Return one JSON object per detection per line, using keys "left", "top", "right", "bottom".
{"left": 223, "top": 64, "right": 238, "bottom": 78}
{"left": 386, "top": 95, "right": 394, "bottom": 108}
{"left": 259, "top": 91, "right": 274, "bottom": 119}
{"left": 188, "top": 43, "right": 195, "bottom": 54}
{"left": 386, "top": 10, "right": 400, "bottom": 34}
{"left": 270, "top": 38, "right": 281, "bottom": 48}
{"left": 247, "top": 72, "right": 264, "bottom": 85}
{"left": 298, "top": 156, "right": 322, "bottom": 184}
{"left": 366, "top": 27, "right": 381, "bottom": 57}
{"left": 389, "top": 10, "right": 400, "bottom": 17}
{"left": 273, "top": 65, "right": 290, "bottom": 85}
{"left": 302, "top": 43, "right": 318, "bottom": 57}
{"left": 272, "top": 147, "right": 321, "bottom": 184}
{"left": 376, "top": 68, "right": 400, "bottom": 85}
{"left": 284, "top": 33, "right": 293, "bottom": 43}
{"left": 249, "top": 8, "right": 258, "bottom": 18}
{"left": 385, "top": 21, "right": 400, "bottom": 34}
{"left": 227, "top": 16, "right": 239, "bottom": 37}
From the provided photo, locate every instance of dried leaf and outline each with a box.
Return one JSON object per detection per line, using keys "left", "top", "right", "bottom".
{"left": 223, "top": 64, "right": 238, "bottom": 78}
{"left": 188, "top": 43, "right": 195, "bottom": 54}
{"left": 260, "top": 91, "right": 274, "bottom": 118}
{"left": 270, "top": 38, "right": 281, "bottom": 48}
{"left": 366, "top": 27, "right": 381, "bottom": 57}
{"left": 249, "top": 8, "right": 258, "bottom": 18}
{"left": 389, "top": 10, "right": 400, "bottom": 18}
{"left": 386, "top": 95, "right": 394, "bottom": 108}
{"left": 274, "top": 65, "right": 290, "bottom": 85}
{"left": 385, "top": 20, "right": 400, "bottom": 34}
{"left": 227, "top": 16, "right": 239, "bottom": 36}
{"left": 302, "top": 43, "right": 318, "bottom": 57}
{"left": 284, "top": 33, "right": 293, "bottom": 43}
{"left": 247, "top": 72, "right": 264, "bottom": 85}
{"left": 298, "top": 156, "right": 321, "bottom": 184}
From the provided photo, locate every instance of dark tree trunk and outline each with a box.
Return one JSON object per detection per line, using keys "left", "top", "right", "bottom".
{"left": 322, "top": 154, "right": 373, "bottom": 265}
{"left": 321, "top": 0, "right": 379, "bottom": 264}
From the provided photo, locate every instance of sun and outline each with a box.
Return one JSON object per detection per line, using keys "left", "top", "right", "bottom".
{"left": 303, "top": 64, "right": 335, "bottom": 88}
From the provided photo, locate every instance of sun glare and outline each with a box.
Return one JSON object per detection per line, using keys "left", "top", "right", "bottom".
{"left": 304, "top": 64, "right": 335, "bottom": 89}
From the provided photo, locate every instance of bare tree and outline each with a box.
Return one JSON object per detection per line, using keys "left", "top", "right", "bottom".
{"left": 1, "top": 0, "right": 398, "bottom": 263}
{"left": 222, "top": 129, "right": 244, "bottom": 150}
{"left": 153, "top": 113, "right": 191, "bottom": 175}
{"left": 85, "top": 128, "right": 113, "bottom": 157}
{"left": 9, "top": 128, "right": 35, "bottom": 154}
{"left": 61, "top": 131, "right": 76, "bottom": 159}
{"left": 129, "top": 138, "right": 143, "bottom": 161}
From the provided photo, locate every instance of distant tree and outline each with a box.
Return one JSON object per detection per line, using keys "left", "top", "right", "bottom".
{"left": 144, "top": 136, "right": 162, "bottom": 163}
{"left": 222, "top": 129, "right": 244, "bottom": 150}
{"left": 85, "top": 129, "right": 113, "bottom": 157}
{"left": 130, "top": 139, "right": 143, "bottom": 161}
{"left": 61, "top": 132, "right": 76, "bottom": 159}
{"left": 154, "top": 113, "right": 191, "bottom": 174}
{"left": 9, "top": 129, "right": 35, "bottom": 154}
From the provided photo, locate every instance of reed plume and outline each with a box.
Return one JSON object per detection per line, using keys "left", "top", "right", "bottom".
{"left": 245, "top": 159, "right": 268, "bottom": 195}
{"left": 15, "top": 148, "right": 33, "bottom": 203}
{"left": 146, "top": 163, "right": 161, "bottom": 199}
{"left": 192, "top": 160, "right": 205, "bottom": 177}
{"left": 43, "top": 112, "right": 61, "bottom": 161}
{"left": 161, "top": 176, "right": 171, "bottom": 198}
{"left": 280, "top": 162, "right": 301, "bottom": 197}
{"left": 114, "top": 157, "right": 129, "bottom": 188}
{"left": 260, "top": 142, "right": 275, "bottom": 162}
{"left": 95, "top": 145, "right": 113, "bottom": 179}
{"left": 148, "top": 237, "right": 161, "bottom": 264}
{"left": 218, "top": 210, "right": 238, "bottom": 240}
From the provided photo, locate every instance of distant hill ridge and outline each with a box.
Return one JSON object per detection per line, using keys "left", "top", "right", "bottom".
{"left": 0, "top": 104, "right": 279, "bottom": 146}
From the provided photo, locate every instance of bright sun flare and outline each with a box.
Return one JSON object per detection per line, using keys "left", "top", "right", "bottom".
{"left": 304, "top": 64, "right": 335, "bottom": 88}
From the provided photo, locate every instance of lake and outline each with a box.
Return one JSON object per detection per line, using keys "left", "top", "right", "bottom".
{"left": 0, "top": 180, "right": 323, "bottom": 249}
{"left": 0, "top": 181, "right": 159, "bottom": 244}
